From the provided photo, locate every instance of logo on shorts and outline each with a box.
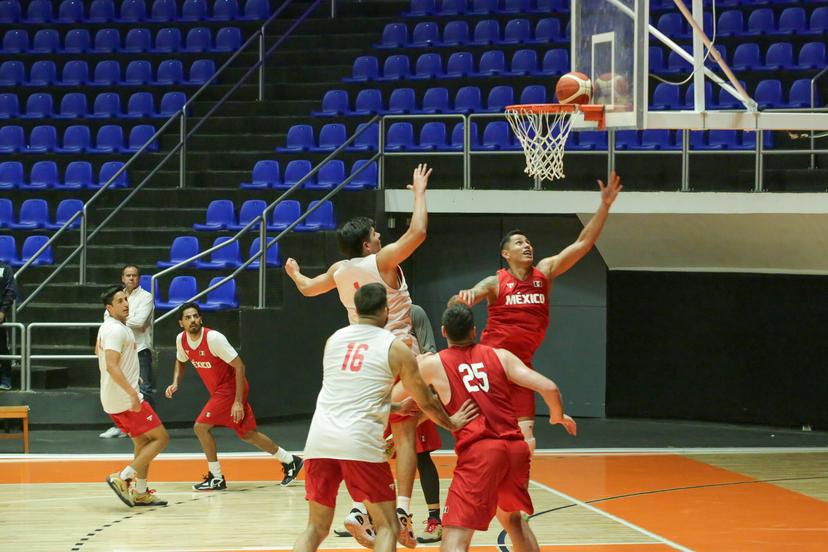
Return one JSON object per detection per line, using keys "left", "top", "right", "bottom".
{"left": 205, "top": 412, "right": 211, "bottom": 418}
{"left": 146, "top": 415, "right": 153, "bottom": 422}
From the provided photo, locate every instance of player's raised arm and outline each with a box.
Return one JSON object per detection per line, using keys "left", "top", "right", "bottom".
{"left": 496, "top": 348, "right": 576, "bottom": 436}
{"left": 449, "top": 274, "right": 498, "bottom": 308}
{"left": 284, "top": 258, "right": 340, "bottom": 297}
{"left": 375, "top": 163, "right": 432, "bottom": 271}
{"left": 537, "top": 171, "right": 622, "bottom": 280}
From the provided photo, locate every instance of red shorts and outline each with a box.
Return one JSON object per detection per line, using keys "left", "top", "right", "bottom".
{"left": 415, "top": 420, "right": 441, "bottom": 454}
{"left": 304, "top": 458, "right": 396, "bottom": 508}
{"left": 196, "top": 393, "right": 257, "bottom": 438}
{"left": 443, "top": 439, "right": 533, "bottom": 531}
{"left": 110, "top": 400, "right": 163, "bottom": 438}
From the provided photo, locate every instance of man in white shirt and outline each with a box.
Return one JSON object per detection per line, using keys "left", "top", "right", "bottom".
{"left": 101, "top": 265, "right": 156, "bottom": 439}
{"left": 293, "top": 283, "right": 478, "bottom": 552}
{"left": 97, "top": 285, "right": 169, "bottom": 508}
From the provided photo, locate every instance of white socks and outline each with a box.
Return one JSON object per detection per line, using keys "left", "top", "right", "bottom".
{"left": 135, "top": 478, "right": 147, "bottom": 493}
{"left": 274, "top": 447, "right": 294, "bottom": 464}
{"left": 208, "top": 461, "right": 222, "bottom": 478}
{"left": 120, "top": 465, "right": 136, "bottom": 481}
{"left": 397, "top": 496, "right": 411, "bottom": 513}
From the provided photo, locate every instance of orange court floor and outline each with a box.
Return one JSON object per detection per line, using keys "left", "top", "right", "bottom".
{"left": 2, "top": 449, "right": 828, "bottom": 552}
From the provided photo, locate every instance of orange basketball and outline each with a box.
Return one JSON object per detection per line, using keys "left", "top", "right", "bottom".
{"left": 555, "top": 71, "right": 593, "bottom": 105}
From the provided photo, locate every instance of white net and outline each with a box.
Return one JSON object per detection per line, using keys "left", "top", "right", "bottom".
{"left": 505, "top": 106, "right": 576, "bottom": 182}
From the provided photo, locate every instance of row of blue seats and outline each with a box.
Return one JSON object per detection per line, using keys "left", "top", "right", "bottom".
{"left": 0, "top": 124, "right": 158, "bottom": 153}
{"left": 651, "top": 42, "right": 827, "bottom": 73}
{"left": 160, "top": 235, "right": 280, "bottom": 267}
{"left": 0, "top": 0, "right": 269, "bottom": 23}
{"left": 656, "top": 8, "right": 828, "bottom": 39}
{"left": 190, "top": 199, "right": 335, "bottom": 234}
{"left": 653, "top": 79, "right": 818, "bottom": 110}
{"left": 241, "top": 159, "right": 378, "bottom": 191}
{"left": 0, "top": 235, "right": 53, "bottom": 266}
{"left": 374, "top": 18, "right": 568, "bottom": 49}
{"left": 0, "top": 160, "right": 127, "bottom": 188}
{"left": 152, "top": 276, "right": 240, "bottom": 311}
{"left": 0, "top": 92, "right": 186, "bottom": 120}
{"left": 1, "top": 26, "right": 242, "bottom": 54}
{"left": 345, "top": 49, "right": 570, "bottom": 82}
{"left": 0, "top": 197, "right": 83, "bottom": 229}
{"left": 0, "top": 59, "right": 216, "bottom": 86}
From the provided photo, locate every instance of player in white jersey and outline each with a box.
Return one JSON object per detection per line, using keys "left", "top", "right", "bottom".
{"left": 97, "top": 285, "right": 169, "bottom": 507}
{"left": 285, "top": 163, "right": 435, "bottom": 543}
{"left": 294, "top": 283, "right": 478, "bottom": 552}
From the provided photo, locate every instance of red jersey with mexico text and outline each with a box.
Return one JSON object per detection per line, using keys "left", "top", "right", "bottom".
{"left": 480, "top": 267, "right": 549, "bottom": 365}
{"left": 438, "top": 344, "right": 523, "bottom": 454}
{"left": 180, "top": 327, "right": 247, "bottom": 397}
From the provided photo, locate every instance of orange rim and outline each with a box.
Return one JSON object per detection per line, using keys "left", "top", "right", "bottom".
{"left": 504, "top": 103, "right": 606, "bottom": 129}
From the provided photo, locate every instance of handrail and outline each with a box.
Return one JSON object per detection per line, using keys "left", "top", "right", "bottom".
{"left": 25, "top": 322, "right": 100, "bottom": 392}
{"left": 15, "top": 0, "right": 326, "bottom": 314}
{"left": 0, "top": 323, "right": 26, "bottom": 391}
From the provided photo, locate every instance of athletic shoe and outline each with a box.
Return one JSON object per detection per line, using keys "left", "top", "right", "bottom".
{"left": 396, "top": 507, "right": 417, "bottom": 548}
{"left": 99, "top": 426, "right": 127, "bottom": 439}
{"left": 106, "top": 473, "right": 133, "bottom": 507}
{"left": 0, "top": 378, "right": 11, "bottom": 391}
{"left": 280, "top": 455, "right": 304, "bottom": 487}
{"left": 132, "top": 488, "right": 168, "bottom": 507}
{"left": 417, "top": 517, "right": 442, "bottom": 543}
{"left": 343, "top": 507, "right": 376, "bottom": 549}
{"left": 192, "top": 472, "right": 226, "bottom": 491}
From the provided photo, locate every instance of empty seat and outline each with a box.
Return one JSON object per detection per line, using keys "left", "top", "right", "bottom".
{"left": 746, "top": 9, "right": 775, "bottom": 36}
{"left": 90, "top": 125, "right": 124, "bottom": 153}
{"left": 157, "top": 237, "right": 200, "bottom": 268}
{"left": 0, "top": 235, "right": 17, "bottom": 265}
{"left": 761, "top": 42, "right": 795, "bottom": 71}
{"left": 21, "top": 93, "right": 54, "bottom": 119}
{"left": 572, "top": 131, "right": 608, "bottom": 151}
{"left": 92, "top": 28, "right": 121, "bottom": 53}
{"left": 155, "top": 276, "right": 198, "bottom": 310}
{"left": 123, "top": 28, "right": 152, "bottom": 53}
{"left": 54, "top": 93, "right": 87, "bottom": 119}
{"left": 59, "top": 161, "right": 93, "bottom": 189}
{"left": 0, "top": 161, "right": 23, "bottom": 189}
{"left": 158, "top": 91, "right": 187, "bottom": 117}
{"left": 32, "top": 29, "right": 60, "bottom": 53}
{"left": 3, "top": 29, "right": 28, "bottom": 53}
{"left": 451, "top": 121, "right": 479, "bottom": 150}
{"left": 209, "top": 0, "right": 238, "bottom": 21}
{"left": 283, "top": 159, "right": 315, "bottom": 188}
{"left": 89, "top": 93, "right": 122, "bottom": 119}
{"left": 651, "top": 83, "right": 681, "bottom": 110}
{"left": 194, "top": 199, "right": 237, "bottom": 230}
{"left": 499, "top": 0, "right": 529, "bottom": 14}
{"left": 375, "top": 23, "right": 408, "bottom": 49}
{"left": 0, "top": 0, "right": 21, "bottom": 23}
{"left": 276, "top": 124, "right": 314, "bottom": 152}
{"left": 188, "top": 59, "right": 216, "bottom": 84}
{"left": 421, "top": 87, "right": 450, "bottom": 113}
{"left": 377, "top": 55, "right": 411, "bottom": 81}
{"left": 184, "top": 27, "right": 216, "bottom": 54}
{"left": 57, "top": 0, "right": 85, "bottom": 23}
{"left": 478, "top": 121, "right": 517, "bottom": 150}
{"left": 798, "top": 42, "right": 827, "bottom": 69}
{"left": 435, "top": 0, "right": 466, "bottom": 16}
{"left": 683, "top": 81, "right": 714, "bottom": 109}
{"left": 267, "top": 199, "right": 301, "bottom": 231}
{"left": 640, "top": 129, "right": 679, "bottom": 150}
{"left": 89, "top": 0, "right": 115, "bottom": 21}
{"left": 473, "top": 50, "right": 507, "bottom": 76}
{"left": 531, "top": 18, "right": 562, "bottom": 44}
{"left": 416, "top": 122, "right": 449, "bottom": 151}
{"left": 19, "top": 235, "right": 53, "bottom": 266}
{"left": 241, "top": 160, "right": 281, "bottom": 189}
{"left": 506, "top": 49, "right": 538, "bottom": 76}
{"left": 91, "top": 60, "right": 121, "bottom": 86}
{"left": 470, "top": 19, "right": 500, "bottom": 45}
{"left": 63, "top": 29, "right": 91, "bottom": 53}
{"left": 344, "top": 56, "right": 381, "bottom": 82}
{"left": 181, "top": 0, "right": 208, "bottom": 20}
{"left": 27, "top": 125, "right": 58, "bottom": 153}
{"left": 387, "top": 88, "right": 417, "bottom": 114}
{"left": 26, "top": 0, "right": 53, "bottom": 22}
{"left": 345, "top": 122, "right": 378, "bottom": 152}
{"left": 452, "top": 86, "right": 483, "bottom": 114}
{"left": 240, "top": 0, "right": 269, "bottom": 20}
{"left": 483, "top": 85, "right": 515, "bottom": 113}
{"left": 520, "top": 84, "right": 547, "bottom": 104}
{"left": 97, "top": 161, "right": 128, "bottom": 188}
{"left": 811, "top": 7, "right": 828, "bottom": 34}
{"left": 410, "top": 53, "right": 444, "bottom": 80}
{"left": 731, "top": 43, "right": 761, "bottom": 71}
{"left": 29, "top": 61, "right": 57, "bottom": 86}
{"left": 350, "top": 89, "right": 384, "bottom": 115}
{"left": 777, "top": 7, "right": 808, "bottom": 36}
{"left": 468, "top": 0, "right": 498, "bottom": 16}
{"left": 294, "top": 200, "right": 336, "bottom": 232}
{"left": 246, "top": 238, "right": 280, "bottom": 269}
{"left": 307, "top": 159, "right": 345, "bottom": 190}
{"left": 613, "top": 130, "right": 639, "bottom": 150}
{"left": 788, "top": 79, "right": 819, "bottom": 108}
{"left": 197, "top": 277, "right": 239, "bottom": 311}
{"left": 228, "top": 199, "right": 267, "bottom": 230}
{"left": 155, "top": 59, "right": 184, "bottom": 84}
{"left": 9, "top": 198, "right": 49, "bottom": 230}
{"left": 118, "top": 0, "right": 147, "bottom": 21}
{"left": 346, "top": 160, "right": 378, "bottom": 190}
{"left": 55, "top": 125, "right": 90, "bottom": 153}
{"left": 403, "top": 0, "right": 436, "bottom": 17}
{"left": 125, "top": 60, "right": 153, "bottom": 84}
{"left": 154, "top": 27, "right": 182, "bottom": 52}
{"left": 445, "top": 52, "right": 474, "bottom": 78}
{"left": 0, "top": 94, "right": 20, "bottom": 119}
{"left": 313, "top": 90, "right": 349, "bottom": 117}
{"left": 125, "top": 92, "right": 155, "bottom": 118}
{"left": 214, "top": 27, "right": 241, "bottom": 51}
{"left": 150, "top": 0, "right": 177, "bottom": 21}
{"left": 196, "top": 237, "right": 242, "bottom": 269}
{"left": 534, "top": 49, "right": 569, "bottom": 76}
{"left": 411, "top": 22, "right": 439, "bottom": 47}
{"left": 46, "top": 199, "right": 83, "bottom": 230}
{"left": 125, "top": 125, "right": 159, "bottom": 152}
{"left": 386, "top": 122, "right": 415, "bottom": 151}
{"left": 657, "top": 13, "right": 688, "bottom": 38}
{"left": 0, "top": 126, "right": 25, "bottom": 152}
{"left": 0, "top": 200, "right": 12, "bottom": 226}
{"left": 0, "top": 61, "right": 25, "bottom": 86}
{"left": 755, "top": 79, "right": 783, "bottom": 109}
{"left": 503, "top": 19, "right": 531, "bottom": 44}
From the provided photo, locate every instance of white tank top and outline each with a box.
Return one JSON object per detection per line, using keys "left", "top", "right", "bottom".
{"left": 333, "top": 253, "right": 415, "bottom": 348}
{"left": 303, "top": 324, "right": 398, "bottom": 462}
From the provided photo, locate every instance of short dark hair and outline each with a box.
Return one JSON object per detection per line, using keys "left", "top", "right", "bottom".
{"left": 354, "top": 283, "right": 387, "bottom": 317}
{"left": 178, "top": 302, "right": 202, "bottom": 319}
{"left": 121, "top": 264, "right": 140, "bottom": 276}
{"left": 499, "top": 229, "right": 526, "bottom": 252}
{"left": 338, "top": 217, "right": 374, "bottom": 259}
{"left": 442, "top": 304, "right": 475, "bottom": 342}
{"left": 101, "top": 284, "right": 125, "bottom": 307}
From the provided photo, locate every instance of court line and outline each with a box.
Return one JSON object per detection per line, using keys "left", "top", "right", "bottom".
{"left": 528, "top": 479, "right": 693, "bottom": 552}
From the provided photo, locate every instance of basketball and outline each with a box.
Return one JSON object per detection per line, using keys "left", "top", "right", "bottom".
{"left": 594, "top": 72, "right": 630, "bottom": 104}
{"left": 555, "top": 71, "right": 593, "bottom": 105}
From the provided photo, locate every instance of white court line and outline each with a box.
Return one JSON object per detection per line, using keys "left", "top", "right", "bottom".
{"left": 529, "top": 479, "right": 693, "bottom": 552}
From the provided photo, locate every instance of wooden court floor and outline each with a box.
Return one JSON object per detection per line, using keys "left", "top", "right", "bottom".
{"left": 2, "top": 449, "right": 828, "bottom": 551}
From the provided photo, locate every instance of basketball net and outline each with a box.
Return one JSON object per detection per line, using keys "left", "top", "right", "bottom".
{"left": 505, "top": 104, "right": 604, "bottom": 182}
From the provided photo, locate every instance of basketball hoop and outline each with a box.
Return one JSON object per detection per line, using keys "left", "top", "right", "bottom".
{"left": 505, "top": 104, "right": 605, "bottom": 182}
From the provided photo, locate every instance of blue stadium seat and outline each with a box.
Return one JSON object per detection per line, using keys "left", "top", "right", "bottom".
{"left": 520, "top": 84, "right": 547, "bottom": 104}
{"left": 0, "top": 235, "right": 17, "bottom": 265}
{"left": 240, "top": 0, "right": 270, "bottom": 20}
{"left": 777, "top": 7, "right": 808, "bottom": 36}
{"left": 0, "top": 162, "right": 23, "bottom": 189}
{"left": 118, "top": 0, "right": 147, "bottom": 21}
{"left": 640, "top": 129, "right": 679, "bottom": 150}
{"left": 473, "top": 50, "right": 507, "bottom": 76}
{"left": 387, "top": 88, "right": 417, "bottom": 113}
{"left": 294, "top": 200, "right": 336, "bottom": 232}
{"left": 57, "top": 61, "right": 88, "bottom": 87}
{"left": 648, "top": 46, "right": 666, "bottom": 73}
{"left": 346, "top": 160, "right": 378, "bottom": 190}
{"left": 196, "top": 237, "right": 242, "bottom": 269}
{"left": 798, "top": 42, "right": 826, "bottom": 69}
{"left": 746, "top": 9, "right": 775, "bottom": 36}
{"left": 125, "top": 125, "right": 159, "bottom": 152}
{"left": 683, "top": 81, "right": 714, "bottom": 109}
{"left": 445, "top": 52, "right": 475, "bottom": 78}
{"left": 420, "top": 87, "right": 450, "bottom": 113}
{"left": 716, "top": 10, "right": 743, "bottom": 37}
{"left": 0, "top": 94, "right": 18, "bottom": 119}
{"left": 415, "top": 122, "right": 449, "bottom": 151}
{"left": 533, "top": 49, "right": 569, "bottom": 76}
{"left": 657, "top": 13, "right": 688, "bottom": 39}
{"left": 194, "top": 199, "right": 236, "bottom": 230}
{"left": 0, "top": 61, "right": 25, "bottom": 86}
{"left": 276, "top": 124, "right": 314, "bottom": 152}
{"left": 90, "top": 125, "right": 124, "bottom": 153}
{"left": 89, "top": 93, "right": 121, "bottom": 119}
{"left": 57, "top": 0, "right": 85, "bottom": 23}
{"left": 307, "top": 159, "right": 346, "bottom": 190}
{"left": 0, "top": 0, "right": 21, "bottom": 23}
{"left": 760, "top": 42, "right": 795, "bottom": 70}
{"left": 345, "top": 122, "right": 378, "bottom": 152}
{"left": 123, "top": 61, "right": 152, "bottom": 86}
{"left": 313, "top": 124, "right": 347, "bottom": 153}
{"left": 54, "top": 125, "right": 90, "bottom": 153}
{"left": 25, "top": 0, "right": 53, "bottom": 22}
{"left": 470, "top": 20, "right": 500, "bottom": 45}
{"left": 153, "top": 27, "right": 182, "bottom": 52}
{"left": 717, "top": 80, "right": 748, "bottom": 109}
{"left": 150, "top": 0, "right": 178, "bottom": 21}
{"left": 246, "top": 238, "right": 280, "bottom": 269}
{"left": 91, "top": 28, "right": 121, "bottom": 53}
{"left": 184, "top": 26, "right": 216, "bottom": 54}
{"left": 155, "top": 59, "right": 184, "bottom": 84}
{"left": 214, "top": 27, "right": 241, "bottom": 51}
{"left": 403, "top": 0, "right": 436, "bottom": 17}
{"left": 182, "top": 0, "right": 208, "bottom": 20}
{"left": 158, "top": 91, "right": 187, "bottom": 117}
{"left": 18, "top": 235, "right": 53, "bottom": 266}
{"left": 9, "top": 198, "right": 49, "bottom": 230}
{"left": 436, "top": 0, "right": 466, "bottom": 16}
{"left": 530, "top": 18, "right": 562, "bottom": 44}
{"left": 29, "top": 61, "right": 58, "bottom": 86}
{"left": 32, "top": 29, "right": 60, "bottom": 53}
{"left": 386, "top": 122, "right": 415, "bottom": 151}
{"left": 483, "top": 85, "right": 514, "bottom": 113}
{"left": 155, "top": 276, "right": 198, "bottom": 310}
{"left": 63, "top": 29, "right": 91, "bottom": 53}
{"left": 665, "top": 50, "right": 692, "bottom": 74}
{"left": 46, "top": 199, "right": 83, "bottom": 230}
{"left": 349, "top": 89, "right": 384, "bottom": 115}
{"left": 506, "top": 49, "right": 538, "bottom": 76}
{"left": 450, "top": 121, "right": 479, "bottom": 150}
{"left": 0, "top": 126, "right": 25, "bottom": 152}
{"left": 499, "top": 0, "right": 528, "bottom": 14}
{"left": 22, "top": 161, "right": 58, "bottom": 189}
{"left": 27, "top": 125, "right": 58, "bottom": 153}
{"left": 240, "top": 160, "right": 281, "bottom": 189}
{"left": 89, "top": 0, "right": 115, "bottom": 21}
{"left": 741, "top": 130, "right": 774, "bottom": 150}
{"left": 124, "top": 92, "right": 154, "bottom": 118}
{"left": 410, "top": 53, "right": 444, "bottom": 80}
{"left": 731, "top": 43, "right": 761, "bottom": 71}
{"left": 267, "top": 199, "right": 301, "bottom": 231}
{"left": 503, "top": 19, "right": 531, "bottom": 44}
{"left": 570, "top": 131, "right": 608, "bottom": 151}
{"left": 441, "top": 21, "right": 470, "bottom": 45}
{"left": 755, "top": 79, "right": 783, "bottom": 109}
{"left": 91, "top": 60, "right": 121, "bottom": 86}
{"left": 705, "top": 130, "right": 742, "bottom": 150}
{"left": 198, "top": 278, "right": 239, "bottom": 311}
{"left": 787, "top": 79, "right": 819, "bottom": 108}
{"left": 651, "top": 83, "right": 681, "bottom": 110}
{"left": 344, "top": 56, "right": 380, "bottom": 83}
{"left": 123, "top": 28, "right": 152, "bottom": 52}
{"left": 452, "top": 86, "right": 483, "bottom": 113}
{"left": 2, "top": 29, "right": 28, "bottom": 53}
{"left": 21, "top": 93, "right": 54, "bottom": 119}
{"left": 811, "top": 7, "right": 828, "bottom": 34}
{"left": 209, "top": 0, "right": 238, "bottom": 21}
{"left": 613, "top": 130, "right": 639, "bottom": 150}
{"left": 188, "top": 59, "right": 216, "bottom": 84}
{"left": 97, "top": 161, "right": 128, "bottom": 188}
{"left": 228, "top": 199, "right": 267, "bottom": 230}
{"left": 0, "top": 200, "right": 12, "bottom": 228}
{"left": 282, "top": 159, "right": 315, "bottom": 188}
{"left": 478, "top": 121, "right": 518, "bottom": 151}
{"left": 139, "top": 275, "right": 153, "bottom": 294}
{"left": 58, "top": 161, "right": 93, "bottom": 189}
{"left": 468, "top": 0, "right": 498, "bottom": 15}
{"left": 411, "top": 22, "right": 439, "bottom": 47}
{"left": 377, "top": 55, "right": 411, "bottom": 81}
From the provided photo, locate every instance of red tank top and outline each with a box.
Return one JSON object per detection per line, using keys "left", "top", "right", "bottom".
{"left": 480, "top": 267, "right": 550, "bottom": 365}
{"left": 438, "top": 344, "right": 523, "bottom": 453}
{"left": 180, "top": 328, "right": 245, "bottom": 397}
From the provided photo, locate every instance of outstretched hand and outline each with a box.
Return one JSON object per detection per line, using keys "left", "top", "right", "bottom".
{"left": 407, "top": 163, "right": 432, "bottom": 194}
{"left": 598, "top": 171, "right": 623, "bottom": 207}
{"left": 551, "top": 414, "right": 577, "bottom": 436}
{"left": 284, "top": 258, "right": 300, "bottom": 279}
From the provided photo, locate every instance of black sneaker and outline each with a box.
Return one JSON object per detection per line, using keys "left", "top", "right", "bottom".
{"left": 192, "top": 472, "right": 226, "bottom": 491}
{"left": 280, "top": 455, "right": 304, "bottom": 487}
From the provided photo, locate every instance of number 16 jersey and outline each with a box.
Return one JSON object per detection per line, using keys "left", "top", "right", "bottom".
{"left": 304, "top": 324, "right": 398, "bottom": 463}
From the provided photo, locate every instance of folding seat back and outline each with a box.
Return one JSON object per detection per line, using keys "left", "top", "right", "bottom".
{"left": 541, "top": 49, "right": 569, "bottom": 74}
{"left": 127, "top": 92, "right": 155, "bottom": 117}
{"left": 211, "top": 0, "right": 238, "bottom": 20}
{"left": 481, "top": 121, "right": 513, "bottom": 149}
{"left": 159, "top": 91, "right": 187, "bottom": 115}
{"left": 316, "top": 159, "right": 346, "bottom": 187}
{"left": 501, "top": 0, "right": 528, "bottom": 14}
{"left": 353, "top": 89, "right": 383, "bottom": 114}
{"left": 486, "top": 85, "right": 514, "bottom": 111}
{"left": 0, "top": 235, "right": 17, "bottom": 264}
{"left": 454, "top": 86, "right": 482, "bottom": 113}
{"left": 156, "top": 59, "right": 184, "bottom": 83}
{"left": 0, "top": 94, "right": 18, "bottom": 118}
{"left": 413, "top": 53, "right": 443, "bottom": 78}
{"left": 641, "top": 129, "right": 675, "bottom": 149}
{"left": 235, "top": 199, "right": 267, "bottom": 228}
{"left": 297, "top": 200, "right": 335, "bottom": 231}
{"left": 717, "top": 10, "right": 743, "bottom": 36}
{"left": 21, "top": 235, "right": 53, "bottom": 265}
{"left": 247, "top": 160, "right": 280, "bottom": 187}
{"left": 151, "top": 0, "right": 177, "bottom": 21}
{"left": 412, "top": 22, "right": 439, "bottom": 46}
{"left": 442, "top": 20, "right": 470, "bottom": 44}
{"left": 509, "top": 49, "right": 538, "bottom": 74}
{"left": 503, "top": 19, "right": 531, "bottom": 43}
{"left": 125, "top": 60, "right": 153, "bottom": 84}
{"left": 317, "top": 90, "right": 349, "bottom": 116}
{"left": 446, "top": 52, "right": 474, "bottom": 77}
{"left": 165, "top": 276, "right": 198, "bottom": 305}
{"left": 26, "top": 0, "right": 53, "bottom": 22}
{"left": 89, "top": 0, "right": 115, "bottom": 21}
{"left": 421, "top": 87, "right": 450, "bottom": 113}
{"left": 316, "top": 123, "right": 347, "bottom": 151}
{"left": 520, "top": 84, "right": 546, "bottom": 104}
{"left": 657, "top": 13, "right": 686, "bottom": 37}
{"left": 51, "top": 199, "right": 84, "bottom": 228}
{"left": 199, "top": 277, "right": 239, "bottom": 310}
{"left": 64, "top": 161, "right": 93, "bottom": 188}
{"left": 57, "top": 0, "right": 84, "bottom": 22}
{"left": 798, "top": 42, "right": 826, "bottom": 69}
{"left": 124, "top": 28, "right": 152, "bottom": 52}
{"left": 16, "top": 199, "right": 50, "bottom": 227}
{"left": 185, "top": 27, "right": 212, "bottom": 51}
{"left": 755, "top": 79, "right": 783, "bottom": 108}
{"left": 91, "top": 92, "right": 121, "bottom": 118}
{"left": 405, "top": 0, "right": 436, "bottom": 16}
{"left": 188, "top": 59, "right": 215, "bottom": 84}
{"left": 477, "top": 50, "right": 506, "bottom": 74}
{"left": 28, "top": 125, "right": 57, "bottom": 151}
{"left": 534, "top": 18, "right": 561, "bottom": 42}
{"left": 194, "top": 199, "right": 235, "bottom": 230}
{"left": 472, "top": 19, "right": 500, "bottom": 43}
{"left": 182, "top": 0, "right": 207, "bottom": 20}
{"left": 155, "top": 27, "right": 182, "bottom": 52}
{"left": 29, "top": 161, "right": 58, "bottom": 188}
{"left": 93, "top": 60, "right": 121, "bottom": 85}
{"left": 29, "top": 60, "right": 57, "bottom": 85}
{"left": 0, "top": 61, "right": 25, "bottom": 85}
{"left": 99, "top": 161, "right": 128, "bottom": 187}
{"left": 93, "top": 28, "right": 121, "bottom": 52}
{"left": 25, "top": 93, "right": 53, "bottom": 118}
{"left": 764, "top": 42, "right": 794, "bottom": 70}
{"left": 388, "top": 88, "right": 417, "bottom": 113}
{"left": 281, "top": 124, "right": 314, "bottom": 151}
{"left": 386, "top": 122, "right": 415, "bottom": 150}
{"left": 788, "top": 79, "right": 816, "bottom": 107}
{"left": 119, "top": 0, "right": 147, "bottom": 21}
{"left": 419, "top": 122, "right": 448, "bottom": 149}
{"left": 347, "top": 56, "right": 380, "bottom": 81}
{"left": 378, "top": 23, "right": 408, "bottom": 48}
{"left": 64, "top": 29, "right": 91, "bottom": 52}
{"left": 270, "top": 199, "right": 301, "bottom": 228}
{"left": 747, "top": 9, "right": 775, "bottom": 35}
{"left": 349, "top": 122, "right": 378, "bottom": 151}
{"left": 61, "top": 125, "right": 91, "bottom": 152}
{"left": 0, "top": 0, "right": 21, "bottom": 23}
{"left": 215, "top": 27, "right": 241, "bottom": 51}
{"left": 732, "top": 43, "right": 760, "bottom": 69}
{"left": 778, "top": 7, "right": 806, "bottom": 35}
{"left": 247, "top": 238, "right": 279, "bottom": 268}
{"left": 32, "top": 29, "right": 59, "bottom": 53}
{"left": 0, "top": 125, "right": 25, "bottom": 151}
{"left": 0, "top": 161, "right": 23, "bottom": 188}
{"left": 652, "top": 82, "right": 681, "bottom": 109}
{"left": 128, "top": 125, "right": 158, "bottom": 151}
{"left": 95, "top": 125, "right": 125, "bottom": 152}
{"left": 347, "top": 160, "right": 378, "bottom": 190}
{"left": 381, "top": 55, "right": 410, "bottom": 79}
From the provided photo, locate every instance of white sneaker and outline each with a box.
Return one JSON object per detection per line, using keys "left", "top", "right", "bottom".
{"left": 100, "top": 426, "right": 127, "bottom": 439}
{"left": 343, "top": 507, "right": 376, "bottom": 549}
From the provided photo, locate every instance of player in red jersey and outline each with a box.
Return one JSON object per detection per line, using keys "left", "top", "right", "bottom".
{"left": 451, "top": 172, "right": 621, "bottom": 453}
{"left": 395, "top": 304, "right": 576, "bottom": 550}
{"left": 165, "top": 302, "right": 303, "bottom": 490}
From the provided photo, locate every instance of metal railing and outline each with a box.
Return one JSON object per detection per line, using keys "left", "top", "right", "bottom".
{"left": 23, "top": 322, "right": 100, "bottom": 392}
{"left": 0, "top": 323, "right": 26, "bottom": 391}
{"left": 14, "top": 0, "right": 327, "bottom": 315}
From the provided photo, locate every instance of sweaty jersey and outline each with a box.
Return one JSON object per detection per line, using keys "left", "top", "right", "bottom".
{"left": 178, "top": 327, "right": 246, "bottom": 397}
{"left": 304, "top": 324, "right": 399, "bottom": 462}
{"left": 438, "top": 344, "right": 523, "bottom": 453}
{"left": 333, "top": 253, "right": 414, "bottom": 346}
{"left": 480, "top": 267, "right": 550, "bottom": 365}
